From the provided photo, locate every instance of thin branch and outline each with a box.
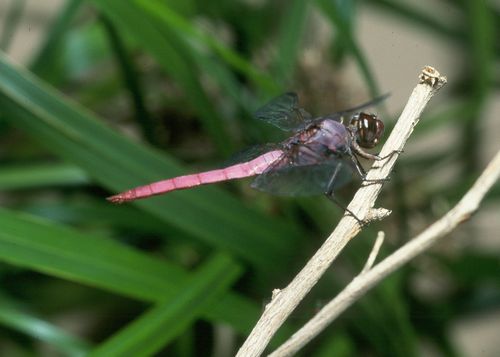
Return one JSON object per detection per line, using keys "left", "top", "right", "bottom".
{"left": 236, "top": 66, "right": 447, "bottom": 357}
{"left": 362, "top": 231, "right": 385, "bottom": 274}
{"left": 269, "top": 149, "right": 500, "bottom": 356}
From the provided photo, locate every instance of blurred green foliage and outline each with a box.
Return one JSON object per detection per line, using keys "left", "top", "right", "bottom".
{"left": 0, "top": 0, "right": 498, "bottom": 356}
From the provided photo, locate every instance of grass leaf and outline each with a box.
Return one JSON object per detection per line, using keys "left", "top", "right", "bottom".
{"left": 30, "top": 0, "right": 83, "bottom": 79}
{"left": 88, "top": 253, "right": 242, "bottom": 356}
{"left": 135, "top": 0, "right": 277, "bottom": 93}
{"left": 0, "top": 292, "right": 91, "bottom": 356}
{"left": 317, "top": 0, "right": 380, "bottom": 97}
{"left": 87, "top": 0, "right": 233, "bottom": 154}
{"left": 0, "top": 163, "right": 89, "bottom": 190}
{"left": 274, "top": 0, "right": 310, "bottom": 82}
{"left": 0, "top": 207, "right": 264, "bottom": 336}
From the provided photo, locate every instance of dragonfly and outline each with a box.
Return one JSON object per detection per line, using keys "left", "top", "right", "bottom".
{"left": 107, "top": 92, "right": 387, "bottom": 208}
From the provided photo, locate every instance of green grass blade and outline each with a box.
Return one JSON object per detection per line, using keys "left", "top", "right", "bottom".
{"left": 274, "top": 0, "right": 310, "bottom": 82}
{"left": 0, "top": 52, "right": 300, "bottom": 271}
{"left": 22, "top": 199, "right": 169, "bottom": 234}
{"left": 0, "top": 206, "right": 187, "bottom": 301}
{"left": 88, "top": 253, "right": 242, "bottom": 357}
{"left": 316, "top": 0, "right": 381, "bottom": 97}
{"left": 464, "top": 0, "right": 494, "bottom": 101}
{"left": 0, "top": 293, "right": 91, "bottom": 357}
{"left": 0, "top": 207, "right": 263, "bottom": 336}
{"left": 135, "top": 0, "right": 277, "bottom": 93}
{"left": 87, "top": 0, "right": 233, "bottom": 154}
{"left": 99, "top": 15, "right": 157, "bottom": 145}
{"left": 0, "top": 163, "right": 89, "bottom": 190}
{"left": 461, "top": 0, "right": 495, "bottom": 173}
{"left": 29, "top": 0, "right": 83, "bottom": 78}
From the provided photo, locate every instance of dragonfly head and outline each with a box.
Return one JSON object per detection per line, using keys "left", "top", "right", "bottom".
{"left": 349, "top": 113, "right": 384, "bottom": 149}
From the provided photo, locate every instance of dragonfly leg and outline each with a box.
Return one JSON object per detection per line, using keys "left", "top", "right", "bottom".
{"left": 350, "top": 152, "right": 367, "bottom": 180}
{"left": 362, "top": 177, "right": 392, "bottom": 188}
{"left": 351, "top": 140, "right": 380, "bottom": 161}
{"left": 325, "top": 164, "right": 364, "bottom": 225}
{"left": 361, "top": 149, "right": 403, "bottom": 185}
{"left": 353, "top": 140, "right": 403, "bottom": 162}
{"left": 350, "top": 149, "right": 397, "bottom": 185}
{"left": 326, "top": 193, "right": 365, "bottom": 226}
{"left": 325, "top": 163, "right": 343, "bottom": 197}
{"left": 374, "top": 149, "right": 404, "bottom": 161}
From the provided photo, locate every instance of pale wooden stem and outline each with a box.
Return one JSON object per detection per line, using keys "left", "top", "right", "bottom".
{"left": 362, "top": 231, "right": 385, "bottom": 274}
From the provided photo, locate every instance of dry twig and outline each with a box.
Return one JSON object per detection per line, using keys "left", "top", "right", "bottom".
{"left": 361, "top": 231, "right": 385, "bottom": 274}
{"left": 269, "top": 149, "right": 500, "bottom": 356}
{"left": 236, "top": 66, "right": 447, "bottom": 357}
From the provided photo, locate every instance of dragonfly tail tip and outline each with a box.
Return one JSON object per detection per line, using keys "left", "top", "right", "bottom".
{"left": 106, "top": 194, "right": 125, "bottom": 204}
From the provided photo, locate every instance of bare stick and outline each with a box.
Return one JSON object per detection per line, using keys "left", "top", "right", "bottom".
{"left": 235, "top": 66, "right": 447, "bottom": 357}
{"left": 269, "top": 149, "right": 500, "bottom": 356}
{"left": 361, "top": 231, "right": 385, "bottom": 274}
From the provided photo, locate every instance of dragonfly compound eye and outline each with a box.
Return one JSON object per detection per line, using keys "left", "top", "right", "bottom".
{"left": 355, "top": 113, "right": 384, "bottom": 148}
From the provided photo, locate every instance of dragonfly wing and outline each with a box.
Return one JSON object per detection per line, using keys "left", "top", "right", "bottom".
{"left": 254, "top": 92, "right": 312, "bottom": 131}
{"left": 222, "top": 143, "right": 281, "bottom": 167}
{"left": 251, "top": 157, "right": 353, "bottom": 196}
{"left": 324, "top": 93, "right": 390, "bottom": 119}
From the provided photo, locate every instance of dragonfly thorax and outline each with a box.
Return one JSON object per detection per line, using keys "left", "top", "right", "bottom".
{"left": 314, "top": 119, "right": 351, "bottom": 154}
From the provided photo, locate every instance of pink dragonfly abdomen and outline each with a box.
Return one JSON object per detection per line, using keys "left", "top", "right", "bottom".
{"left": 107, "top": 150, "right": 283, "bottom": 203}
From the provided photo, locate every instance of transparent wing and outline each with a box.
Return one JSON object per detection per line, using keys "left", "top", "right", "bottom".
{"left": 254, "top": 92, "right": 312, "bottom": 131}
{"left": 324, "top": 93, "right": 390, "bottom": 120}
{"left": 251, "top": 157, "right": 353, "bottom": 196}
{"left": 222, "top": 143, "right": 280, "bottom": 167}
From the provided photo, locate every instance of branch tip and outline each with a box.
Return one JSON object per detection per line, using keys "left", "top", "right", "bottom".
{"left": 419, "top": 66, "right": 447, "bottom": 88}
